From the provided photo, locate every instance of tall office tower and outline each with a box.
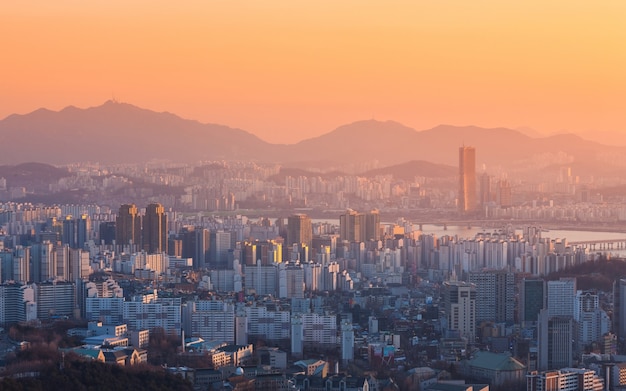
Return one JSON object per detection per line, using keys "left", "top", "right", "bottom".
{"left": 519, "top": 278, "right": 546, "bottom": 326}
{"left": 116, "top": 204, "right": 141, "bottom": 250}
{"left": 242, "top": 241, "right": 258, "bottom": 266}
{"left": 181, "top": 226, "right": 210, "bottom": 270}
{"left": 574, "top": 290, "right": 610, "bottom": 347}
{"left": 211, "top": 230, "right": 232, "bottom": 269}
{"left": 62, "top": 216, "right": 76, "bottom": 248}
{"left": 287, "top": 214, "right": 312, "bottom": 248}
{"left": 0, "top": 250, "right": 12, "bottom": 282}
{"left": 55, "top": 245, "right": 70, "bottom": 281}
{"left": 31, "top": 241, "right": 55, "bottom": 283}
{"left": 469, "top": 270, "right": 515, "bottom": 324}
{"left": 547, "top": 277, "right": 576, "bottom": 317}
{"left": 443, "top": 281, "right": 476, "bottom": 340}
{"left": 458, "top": 146, "right": 477, "bottom": 213}
{"left": 537, "top": 308, "right": 573, "bottom": 370}
{"left": 143, "top": 203, "right": 167, "bottom": 254}
{"left": 0, "top": 283, "right": 36, "bottom": 324}
{"left": 614, "top": 279, "right": 626, "bottom": 340}
{"left": 341, "top": 320, "right": 354, "bottom": 363}
{"left": 340, "top": 209, "right": 364, "bottom": 242}
{"left": 340, "top": 209, "right": 381, "bottom": 243}
{"left": 99, "top": 221, "right": 116, "bottom": 245}
{"left": 364, "top": 209, "right": 381, "bottom": 241}
{"left": 77, "top": 214, "right": 91, "bottom": 248}
{"left": 479, "top": 172, "right": 492, "bottom": 207}
{"left": 498, "top": 179, "right": 513, "bottom": 208}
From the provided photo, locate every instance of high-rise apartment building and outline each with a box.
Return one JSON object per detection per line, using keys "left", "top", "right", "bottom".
{"left": 527, "top": 368, "right": 604, "bottom": 391}
{"left": 123, "top": 296, "right": 182, "bottom": 336}
{"left": 143, "top": 203, "right": 167, "bottom": 254}
{"left": 278, "top": 262, "right": 304, "bottom": 299}
{"left": 183, "top": 300, "right": 235, "bottom": 344}
{"left": 574, "top": 290, "right": 610, "bottom": 346}
{"left": 459, "top": 146, "right": 477, "bottom": 213}
{"left": 245, "top": 305, "right": 291, "bottom": 343}
{"left": 116, "top": 204, "right": 141, "bottom": 250}
{"left": 301, "top": 313, "right": 337, "bottom": 348}
{"left": 35, "top": 281, "right": 76, "bottom": 320}
{"left": 244, "top": 263, "right": 278, "bottom": 296}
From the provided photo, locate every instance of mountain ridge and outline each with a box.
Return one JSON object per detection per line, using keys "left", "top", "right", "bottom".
{"left": 0, "top": 101, "right": 624, "bottom": 177}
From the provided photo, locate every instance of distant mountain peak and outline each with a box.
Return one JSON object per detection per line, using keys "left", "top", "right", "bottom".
{"left": 0, "top": 102, "right": 622, "bottom": 173}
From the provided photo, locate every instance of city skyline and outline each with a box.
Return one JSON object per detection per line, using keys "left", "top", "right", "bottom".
{"left": 2, "top": 2, "right": 626, "bottom": 384}
{"left": 2, "top": 1, "right": 625, "bottom": 144}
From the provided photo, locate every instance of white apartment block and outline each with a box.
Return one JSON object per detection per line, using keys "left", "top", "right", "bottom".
{"left": 301, "top": 313, "right": 337, "bottom": 347}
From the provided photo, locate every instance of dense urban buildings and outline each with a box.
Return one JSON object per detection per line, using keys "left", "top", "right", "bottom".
{"left": 1, "top": 157, "right": 626, "bottom": 389}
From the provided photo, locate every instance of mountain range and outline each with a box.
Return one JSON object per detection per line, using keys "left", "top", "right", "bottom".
{"left": 1, "top": 101, "right": 624, "bottom": 177}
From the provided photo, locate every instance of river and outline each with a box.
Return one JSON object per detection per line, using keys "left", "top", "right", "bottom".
{"left": 312, "top": 219, "right": 626, "bottom": 256}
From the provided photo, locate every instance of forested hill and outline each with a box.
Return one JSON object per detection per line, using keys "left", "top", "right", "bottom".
{"left": 546, "top": 257, "right": 626, "bottom": 292}
{"left": 0, "top": 358, "right": 193, "bottom": 391}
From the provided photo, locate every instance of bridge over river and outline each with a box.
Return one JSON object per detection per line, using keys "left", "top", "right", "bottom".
{"left": 568, "top": 239, "right": 626, "bottom": 251}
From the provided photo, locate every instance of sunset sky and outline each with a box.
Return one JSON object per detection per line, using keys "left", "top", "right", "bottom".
{"left": 1, "top": 1, "right": 625, "bottom": 144}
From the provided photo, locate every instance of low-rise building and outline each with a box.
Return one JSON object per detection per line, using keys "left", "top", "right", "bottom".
{"left": 457, "top": 351, "right": 526, "bottom": 386}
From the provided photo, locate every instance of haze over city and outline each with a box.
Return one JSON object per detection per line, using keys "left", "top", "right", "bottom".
{"left": 4, "top": 2, "right": 626, "bottom": 391}
{"left": 2, "top": 1, "right": 626, "bottom": 144}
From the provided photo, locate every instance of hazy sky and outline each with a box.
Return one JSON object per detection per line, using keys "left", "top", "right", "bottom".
{"left": 2, "top": 1, "right": 625, "bottom": 144}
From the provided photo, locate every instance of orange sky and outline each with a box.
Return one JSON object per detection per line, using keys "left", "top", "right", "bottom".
{"left": 1, "top": 1, "right": 625, "bottom": 144}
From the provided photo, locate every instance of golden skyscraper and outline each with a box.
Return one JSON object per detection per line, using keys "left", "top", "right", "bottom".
{"left": 116, "top": 204, "right": 141, "bottom": 248}
{"left": 287, "top": 214, "right": 312, "bottom": 247}
{"left": 143, "top": 203, "right": 167, "bottom": 254}
{"left": 459, "top": 146, "right": 477, "bottom": 213}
